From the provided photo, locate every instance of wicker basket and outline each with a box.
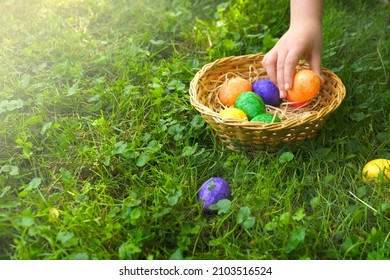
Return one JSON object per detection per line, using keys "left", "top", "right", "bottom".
{"left": 189, "top": 53, "right": 346, "bottom": 151}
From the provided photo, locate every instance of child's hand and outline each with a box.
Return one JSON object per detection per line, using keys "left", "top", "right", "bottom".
{"left": 261, "top": 25, "right": 323, "bottom": 98}
{"left": 261, "top": 0, "right": 324, "bottom": 99}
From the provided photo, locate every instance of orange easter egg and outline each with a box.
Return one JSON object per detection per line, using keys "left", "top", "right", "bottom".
{"left": 218, "top": 77, "right": 252, "bottom": 106}
{"left": 287, "top": 69, "right": 321, "bottom": 102}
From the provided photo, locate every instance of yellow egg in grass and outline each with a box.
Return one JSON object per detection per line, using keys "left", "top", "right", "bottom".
{"left": 219, "top": 108, "right": 248, "bottom": 120}
{"left": 362, "top": 158, "right": 390, "bottom": 184}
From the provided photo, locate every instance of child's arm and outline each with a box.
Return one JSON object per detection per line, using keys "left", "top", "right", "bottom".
{"left": 261, "top": 0, "right": 324, "bottom": 98}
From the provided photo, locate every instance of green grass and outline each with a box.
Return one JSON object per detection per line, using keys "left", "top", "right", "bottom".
{"left": 0, "top": 0, "right": 389, "bottom": 260}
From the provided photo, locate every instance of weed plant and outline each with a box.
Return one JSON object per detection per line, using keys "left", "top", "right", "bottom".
{"left": 0, "top": 0, "right": 389, "bottom": 260}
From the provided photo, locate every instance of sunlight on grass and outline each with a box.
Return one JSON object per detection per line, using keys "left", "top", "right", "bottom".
{"left": 0, "top": 0, "right": 389, "bottom": 260}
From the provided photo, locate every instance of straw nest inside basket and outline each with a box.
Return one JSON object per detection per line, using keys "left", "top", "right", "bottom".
{"left": 189, "top": 54, "right": 346, "bottom": 151}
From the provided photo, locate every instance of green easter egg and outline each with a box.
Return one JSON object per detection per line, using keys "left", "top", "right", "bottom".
{"left": 251, "top": 113, "right": 281, "bottom": 123}
{"left": 234, "top": 91, "right": 266, "bottom": 120}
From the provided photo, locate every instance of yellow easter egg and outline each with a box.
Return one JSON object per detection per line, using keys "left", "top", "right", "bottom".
{"left": 219, "top": 108, "right": 247, "bottom": 120}
{"left": 362, "top": 158, "right": 390, "bottom": 184}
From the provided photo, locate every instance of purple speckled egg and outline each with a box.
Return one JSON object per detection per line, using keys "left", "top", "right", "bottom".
{"left": 252, "top": 79, "right": 282, "bottom": 107}
{"left": 198, "top": 177, "right": 231, "bottom": 214}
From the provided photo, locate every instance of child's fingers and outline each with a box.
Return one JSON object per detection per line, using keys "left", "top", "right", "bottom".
{"left": 276, "top": 57, "right": 287, "bottom": 98}
{"left": 261, "top": 52, "right": 278, "bottom": 87}
{"left": 307, "top": 53, "right": 323, "bottom": 84}
{"left": 283, "top": 50, "right": 301, "bottom": 91}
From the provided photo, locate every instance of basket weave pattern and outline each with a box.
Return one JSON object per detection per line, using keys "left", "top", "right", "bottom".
{"left": 189, "top": 53, "right": 346, "bottom": 150}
